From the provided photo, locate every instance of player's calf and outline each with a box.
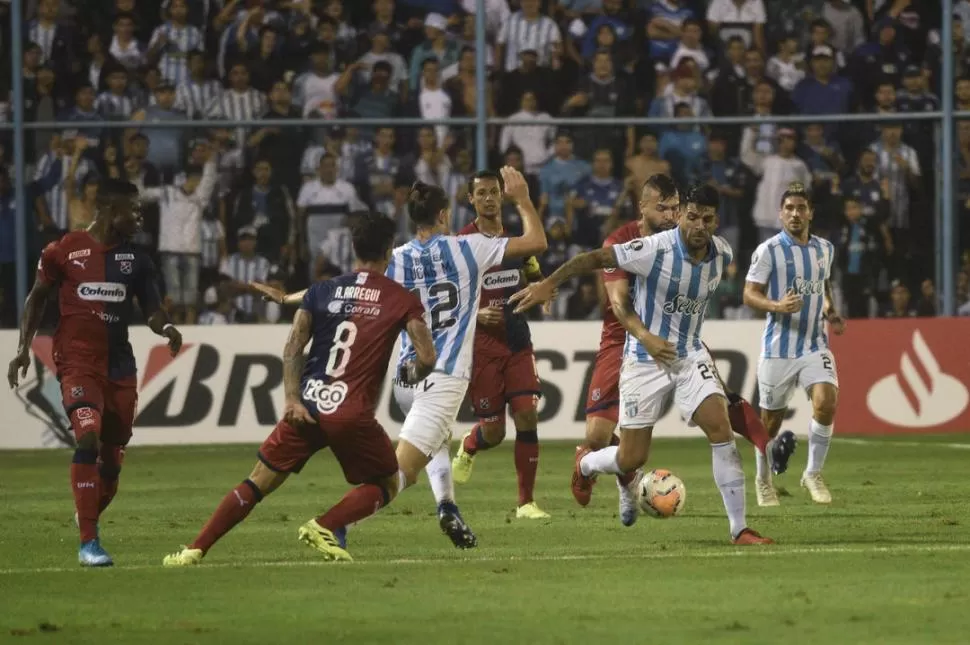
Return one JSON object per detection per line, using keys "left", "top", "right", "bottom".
{"left": 98, "top": 444, "right": 125, "bottom": 515}
{"left": 511, "top": 408, "right": 546, "bottom": 517}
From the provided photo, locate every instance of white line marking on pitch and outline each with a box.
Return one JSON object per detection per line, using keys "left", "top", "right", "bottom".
{"left": 838, "top": 438, "right": 970, "bottom": 450}
{"left": 1, "top": 543, "right": 968, "bottom": 576}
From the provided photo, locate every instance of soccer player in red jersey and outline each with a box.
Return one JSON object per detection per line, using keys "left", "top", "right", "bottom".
{"left": 449, "top": 170, "right": 549, "bottom": 519}
{"left": 163, "top": 213, "right": 436, "bottom": 565}
{"left": 7, "top": 178, "right": 182, "bottom": 567}
{"left": 580, "top": 175, "right": 681, "bottom": 526}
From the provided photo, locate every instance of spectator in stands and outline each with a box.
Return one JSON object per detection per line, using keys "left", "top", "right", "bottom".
{"left": 226, "top": 158, "right": 295, "bottom": 266}
{"left": 742, "top": 46, "right": 790, "bottom": 115}
{"left": 445, "top": 46, "right": 495, "bottom": 150}
{"left": 565, "top": 277, "right": 601, "bottom": 320}
{"left": 408, "top": 12, "right": 460, "bottom": 91}
{"left": 766, "top": 33, "right": 805, "bottom": 93}
{"left": 668, "top": 19, "right": 711, "bottom": 78}
{"left": 412, "top": 58, "right": 452, "bottom": 149}
{"left": 0, "top": 167, "right": 16, "bottom": 329}
{"left": 648, "top": 60, "right": 710, "bottom": 130}
{"left": 626, "top": 131, "right": 670, "bottom": 190}
{"left": 539, "top": 133, "right": 591, "bottom": 221}
{"left": 741, "top": 80, "right": 779, "bottom": 155}
{"left": 356, "top": 127, "right": 411, "bottom": 219}
{"left": 658, "top": 102, "right": 708, "bottom": 187}
{"left": 497, "top": 49, "right": 546, "bottom": 116}
{"left": 567, "top": 148, "right": 622, "bottom": 249}
{"left": 220, "top": 226, "right": 277, "bottom": 324}
{"left": 33, "top": 131, "right": 92, "bottom": 238}
{"left": 821, "top": 0, "right": 866, "bottom": 55}
{"left": 957, "top": 77, "right": 970, "bottom": 113}
{"left": 709, "top": 35, "right": 747, "bottom": 116}
{"left": 458, "top": 0, "right": 510, "bottom": 41}
{"left": 836, "top": 194, "right": 888, "bottom": 318}
{"left": 499, "top": 91, "right": 555, "bottom": 178}
{"left": 341, "top": 61, "right": 402, "bottom": 143}
{"left": 246, "top": 25, "right": 287, "bottom": 94}
{"left": 706, "top": 0, "right": 767, "bottom": 54}
{"left": 174, "top": 50, "right": 221, "bottom": 119}
{"left": 297, "top": 154, "right": 366, "bottom": 274}
{"left": 294, "top": 42, "right": 339, "bottom": 118}
{"left": 563, "top": 50, "right": 635, "bottom": 161}
{"left": 217, "top": 4, "right": 268, "bottom": 80}
{"left": 248, "top": 80, "right": 307, "bottom": 197}
{"left": 148, "top": 0, "right": 204, "bottom": 86}
{"left": 570, "top": 0, "right": 635, "bottom": 62}
{"left": 916, "top": 279, "right": 939, "bottom": 317}
{"left": 208, "top": 61, "right": 267, "bottom": 154}
{"left": 323, "top": 0, "right": 359, "bottom": 56}
{"left": 411, "top": 125, "right": 451, "bottom": 187}
{"left": 132, "top": 81, "right": 186, "bottom": 181}
{"left": 95, "top": 65, "right": 135, "bottom": 120}
{"left": 744, "top": 129, "right": 811, "bottom": 241}
{"left": 702, "top": 130, "right": 749, "bottom": 253}
{"left": 881, "top": 279, "right": 917, "bottom": 318}
{"left": 110, "top": 12, "right": 145, "bottom": 72}
{"left": 356, "top": 28, "right": 409, "bottom": 98}
{"left": 926, "top": 19, "right": 970, "bottom": 91}
{"left": 791, "top": 45, "right": 853, "bottom": 137}
{"left": 709, "top": 260, "right": 744, "bottom": 319}
{"left": 839, "top": 149, "right": 890, "bottom": 227}
{"left": 496, "top": 0, "right": 561, "bottom": 72}
{"left": 805, "top": 19, "right": 847, "bottom": 71}
{"left": 645, "top": 0, "right": 694, "bottom": 65}
{"left": 315, "top": 214, "right": 355, "bottom": 278}
{"left": 800, "top": 123, "right": 845, "bottom": 212}
{"left": 502, "top": 146, "right": 540, "bottom": 229}
{"left": 365, "top": 0, "right": 411, "bottom": 54}
{"left": 849, "top": 19, "right": 910, "bottom": 106}
{"left": 198, "top": 285, "right": 234, "bottom": 326}
{"left": 199, "top": 209, "right": 226, "bottom": 296}
{"left": 63, "top": 140, "right": 98, "bottom": 232}
{"left": 64, "top": 84, "right": 103, "bottom": 148}
{"left": 29, "top": 0, "right": 77, "bottom": 82}
{"left": 870, "top": 122, "right": 920, "bottom": 241}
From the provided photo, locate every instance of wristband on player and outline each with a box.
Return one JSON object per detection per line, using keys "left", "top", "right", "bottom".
{"left": 161, "top": 323, "right": 176, "bottom": 335}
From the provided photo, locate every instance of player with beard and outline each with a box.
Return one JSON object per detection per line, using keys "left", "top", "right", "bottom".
{"left": 7, "top": 178, "right": 182, "bottom": 567}
{"left": 512, "top": 183, "right": 773, "bottom": 545}
{"left": 449, "top": 170, "right": 549, "bottom": 519}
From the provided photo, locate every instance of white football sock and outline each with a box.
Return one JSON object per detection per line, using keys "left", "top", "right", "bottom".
{"left": 426, "top": 445, "right": 455, "bottom": 504}
{"left": 711, "top": 440, "right": 746, "bottom": 538}
{"left": 580, "top": 445, "right": 623, "bottom": 476}
{"left": 805, "top": 419, "right": 834, "bottom": 474}
{"left": 396, "top": 469, "right": 409, "bottom": 493}
{"left": 755, "top": 446, "right": 769, "bottom": 482}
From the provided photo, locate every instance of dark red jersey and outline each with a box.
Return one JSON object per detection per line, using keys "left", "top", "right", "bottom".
{"left": 299, "top": 271, "right": 424, "bottom": 422}
{"left": 37, "top": 231, "right": 162, "bottom": 380}
{"left": 459, "top": 221, "right": 539, "bottom": 355}
{"left": 599, "top": 221, "right": 643, "bottom": 350}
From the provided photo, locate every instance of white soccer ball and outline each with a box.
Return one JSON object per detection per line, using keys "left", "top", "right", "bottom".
{"left": 637, "top": 469, "right": 686, "bottom": 518}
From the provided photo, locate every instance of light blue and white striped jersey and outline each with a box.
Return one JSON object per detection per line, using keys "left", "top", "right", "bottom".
{"left": 746, "top": 231, "right": 835, "bottom": 359}
{"left": 387, "top": 234, "right": 508, "bottom": 380}
{"left": 614, "top": 228, "right": 733, "bottom": 363}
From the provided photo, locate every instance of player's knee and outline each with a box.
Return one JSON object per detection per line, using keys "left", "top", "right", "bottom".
{"left": 812, "top": 387, "right": 838, "bottom": 423}
{"left": 74, "top": 429, "right": 99, "bottom": 453}
{"left": 511, "top": 408, "right": 538, "bottom": 433}
{"left": 248, "top": 462, "right": 287, "bottom": 496}
{"left": 380, "top": 473, "right": 400, "bottom": 502}
{"left": 480, "top": 418, "right": 507, "bottom": 444}
{"left": 760, "top": 409, "right": 785, "bottom": 435}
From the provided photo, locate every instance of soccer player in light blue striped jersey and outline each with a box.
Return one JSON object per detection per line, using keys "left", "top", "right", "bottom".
{"left": 388, "top": 170, "right": 548, "bottom": 548}
{"left": 743, "top": 184, "right": 846, "bottom": 507}
{"left": 511, "top": 183, "right": 773, "bottom": 545}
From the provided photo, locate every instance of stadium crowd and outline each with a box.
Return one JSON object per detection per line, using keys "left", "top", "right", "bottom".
{"left": 0, "top": 0, "right": 968, "bottom": 328}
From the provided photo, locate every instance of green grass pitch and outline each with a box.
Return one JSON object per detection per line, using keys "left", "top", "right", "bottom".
{"left": 1, "top": 437, "right": 969, "bottom": 644}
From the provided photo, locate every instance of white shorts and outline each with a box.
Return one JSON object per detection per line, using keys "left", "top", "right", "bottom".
{"left": 394, "top": 371, "right": 468, "bottom": 457}
{"left": 758, "top": 350, "right": 839, "bottom": 411}
{"left": 618, "top": 349, "right": 726, "bottom": 429}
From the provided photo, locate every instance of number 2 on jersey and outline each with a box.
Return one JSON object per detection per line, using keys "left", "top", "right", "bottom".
{"left": 326, "top": 321, "right": 357, "bottom": 377}
{"left": 412, "top": 282, "right": 459, "bottom": 331}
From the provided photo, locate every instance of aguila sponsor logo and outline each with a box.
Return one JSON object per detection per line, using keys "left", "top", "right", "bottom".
{"left": 77, "top": 282, "right": 127, "bottom": 302}
{"left": 483, "top": 269, "right": 521, "bottom": 290}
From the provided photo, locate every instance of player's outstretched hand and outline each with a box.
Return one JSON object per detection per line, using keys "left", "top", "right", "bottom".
{"left": 776, "top": 292, "right": 803, "bottom": 314}
{"left": 283, "top": 397, "right": 314, "bottom": 426}
{"left": 250, "top": 281, "right": 285, "bottom": 305}
{"left": 827, "top": 312, "right": 846, "bottom": 335}
{"left": 640, "top": 333, "right": 677, "bottom": 367}
{"left": 500, "top": 166, "right": 530, "bottom": 203}
{"left": 7, "top": 352, "right": 29, "bottom": 389}
{"left": 163, "top": 325, "right": 183, "bottom": 357}
{"left": 510, "top": 280, "right": 555, "bottom": 313}
{"left": 477, "top": 306, "right": 503, "bottom": 326}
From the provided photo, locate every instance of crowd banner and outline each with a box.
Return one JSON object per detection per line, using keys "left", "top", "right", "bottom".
{"left": 1, "top": 319, "right": 967, "bottom": 450}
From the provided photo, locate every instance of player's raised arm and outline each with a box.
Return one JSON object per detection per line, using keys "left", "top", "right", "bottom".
{"left": 501, "top": 166, "right": 549, "bottom": 260}
{"left": 282, "top": 307, "right": 314, "bottom": 426}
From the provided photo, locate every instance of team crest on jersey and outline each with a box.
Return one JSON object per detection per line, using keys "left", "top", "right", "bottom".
{"left": 120, "top": 261, "right": 132, "bottom": 275}
{"left": 630, "top": 240, "right": 644, "bottom": 251}
{"left": 430, "top": 247, "right": 442, "bottom": 263}
{"left": 816, "top": 256, "right": 826, "bottom": 269}
{"left": 479, "top": 398, "right": 490, "bottom": 410}
{"left": 70, "top": 386, "right": 84, "bottom": 398}
{"left": 624, "top": 397, "right": 638, "bottom": 419}
{"left": 591, "top": 388, "right": 601, "bottom": 402}
{"left": 356, "top": 272, "right": 368, "bottom": 285}
{"left": 68, "top": 249, "right": 91, "bottom": 261}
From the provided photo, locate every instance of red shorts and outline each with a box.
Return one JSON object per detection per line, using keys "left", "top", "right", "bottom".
{"left": 468, "top": 349, "right": 540, "bottom": 420}
{"left": 585, "top": 344, "right": 622, "bottom": 423}
{"left": 258, "top": 417, "right": 397, "bottom": 485}
{"left": 58, "top": 367, "right": 138, "bottom": 446}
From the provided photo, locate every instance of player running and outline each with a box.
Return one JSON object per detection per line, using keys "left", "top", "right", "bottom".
{"left": 163, "top": 212, "right": 436, "bottom": 566}
{"left": 579, "top": 174, "right": 679, "bottom": 526}
{"left": 511, "top": 183, "right": 773, "bottom": 545}
{"left": 389, "top": 171, "right": 547, "bottom": 546}
{"left": 449, "top": 169, "right": 550, "bottom": 520}
{"left": 743, "top": 183, "right": 845, "bottom": 507}
{"left": 7, "top": 178, "right": 182, "bottom": 567}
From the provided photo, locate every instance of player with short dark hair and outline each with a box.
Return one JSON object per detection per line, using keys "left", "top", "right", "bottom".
{"left": 449, "top": 168, "right": 550, "bottom": 519}
{"left": 512, "top": 182, "right": 773, "bottom": 545}
{"left": 7, "top": 178, "right": 182, "bottom": 567}
{"left": 163, "top": 212, "right": 436, "bottom": 566}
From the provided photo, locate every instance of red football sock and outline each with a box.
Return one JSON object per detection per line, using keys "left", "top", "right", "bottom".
{"left": 729, "top": 399, "right": 770, "bottom": 455}
{"left": 514, "top": 431, "right": 539, "bottom": 506}
{"left": 317, "top": 484, "right": 388, "bottom": 532}
{"left": 462, "top": 423, "right": 498, "bottom": 456}
{"left": 98, "top": 445, "right": 125, "bottom": 515}
{"left": 71, "top": 450, "right": 101, "bottom": 543}
{"left": 190, "top": 480, "right": 263, "bottom": 554}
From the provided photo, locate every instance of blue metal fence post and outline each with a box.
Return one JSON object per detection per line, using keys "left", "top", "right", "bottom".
{"left": 474, "top": 0, "right": 488, "bottom": 171}
{"left": 941, "top": 6, "right": 955, "bottom": 315}
{"left": 11, "top": 0, "right": 28, "bottom": 321}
